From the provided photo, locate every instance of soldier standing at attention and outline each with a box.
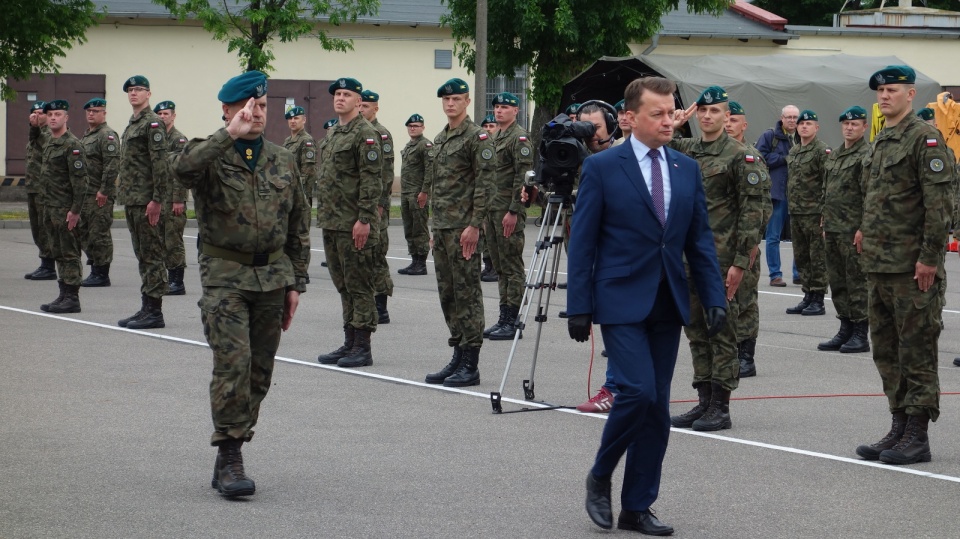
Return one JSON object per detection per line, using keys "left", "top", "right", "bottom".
{"left": 315, "top": 77, "right": 382, "bottom": 368}
{"left": 117, "top": 75, "right": 170, "bottom": 329}
{"left": 478, "top": 113, "right": 499, "bottom": 283}
{"left": 360, "top": 89, "right": 395, "bottom": 324}
{"left": 611, "top": 99, "right": 631, "bottom": 147}
{"left": 316, "top": 118, "right": 338, "bottom": 270}
{"left": 24, "top": 101, "right": 57, "bottom": 281}
{"left": 483, "top": 92, "right": 533, "bottom": 341}
{"left": 397, "top": 113, "right": 431, "bottom": 276}
{"left": 817, "top": 106, "right": 871, "bottom": 354}
{"left": 283, "top": 105, "right": 318, "bottom": 213}
{"left": 77, "top": 98, "right": 120, "bottom": 288}
{"left": 784, "top": 110, "right": 830, "bottom": 317}
{"left": 421, "top": 78, "right": 495, "bottom": 387}
{"left": 855, "top": 65, "right": 952, "bottom": 465}
{"left": 668, "top": 86, "right": 766, "bottom": 431}
{"left": 154, "top": 100, "right": 189, "bottom": 296}
{"left": 34, "top": 100, "right": 89, "bottom": 314}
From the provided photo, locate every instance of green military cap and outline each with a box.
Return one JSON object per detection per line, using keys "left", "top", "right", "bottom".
{"left": 405, "top": 114, "right": 425, "bottom": 125}
{"left": 564, "top": 103, "right": 581, "bottom": 115}
{"left": 481, "top": 114, "right": 496, "bottom": 126}
{"left": 361, "top": 89, "right": 380, "bottom": 103}
{"left": 153, "top": 100, "right": 175, "bottom": 113}
{"left": 869, "top": 65, "right": 916, "bottom": 90}
{"left": 30, "top": 101, "right": 46, "bottom": 112}
{"left": 218, "top": 70, "right": 268, "bottom": 103}
{"left": 323, "top": 118, "right": 338, "bottom": 129}
{"left": 437, "top": 78, "right": 469, "bottom": 97}
{"left": 728, "top": 101, "right": 745, "bottom": 116}
{"left": 614, "top": 99, "right": 625, "bottom": 113}
{"left": 798, "top": 109, "right": 818, "bottom": 122}
{"left": 492, "top": 92, "right": 519, "bottom": 107}
{"left": 696, "top": 85, "right": 728, "bottom": 106}
{"left": 329, "top": 77, "right": 363, "bottom": 95}
{"left": 84, "top": 98, "right": 106, "bottom": 109}
{"left": 840, "top": 106, "right": 867, "bottom": 121}
{"left": 917, "top": 107, "right": 935, "bottom": 121}
{"left": 42, "top": 99, "right": 69, "bottom": 112}
{"left": 122, "top": 75, "right": 150, "bottom": 92}
{"left": 284, "top": 106, "right": 305, "bottom": 119}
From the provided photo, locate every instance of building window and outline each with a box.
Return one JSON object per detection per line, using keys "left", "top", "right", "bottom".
{"left": 435, "top": 50, "right": 453, "bottom": 69}
{"left": 485, "top": 66, "right": 531, "bottom": 130}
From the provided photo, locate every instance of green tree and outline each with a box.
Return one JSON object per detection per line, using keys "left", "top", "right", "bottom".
{"left": 0, "top": 0, "right": 102, "bottom": 101}
{"left": 153, "top": 0, "right": 381, "bottom": 73}
{"left": 752, "top": 0, "right": 957, "bottom": 27}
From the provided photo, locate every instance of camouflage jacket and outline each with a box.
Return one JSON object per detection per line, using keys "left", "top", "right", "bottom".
{"left": 118, "top": 108, "right": 169, "bottom": 206}
{"left": 173, "top": 128, "right": 310, "bottom": 293}
{"left": 283, "top": 129, "right": 318, "bottom": 197}
{"left": 39, "top": 131, "right": 88, "bottom": 214}
{"left": 822, "top": 137, "right": 869, "bottom": 234}
{"left": 26, "top": 125, "right": 51, "bottom": 195}
{"left": 313, "top": 134, "right": 331, "bottom": 198}
{"left": 315, "top": 115, "right": 382, "bottom": 236}
{"left": 861, "top": 114, "right": 953, "bottom": 275}
{"left": 423, "top": 116, "right": 495, "bottom": 230}
{"left": 743, "top": 141, "right": 773, "bottom": 234}
{"left": 80, "top": 122, "right": 120, "bottom": 197}
{"left": 371, "top": 118, "right": 395, "bottom": 208}
{"left": 670, "top": 131, "right": 767, "bottom": 269}
{"left": 166, "top": 127, "right": 189, "bottom": 204}
{"left": 400, "top": 135, "right": 431, "bottom": 196}
{"left": 491, "top": 121, "right": 534, "bottom": 214}
{"left": 786, "top": 138, "right": 830, "bottom": 215}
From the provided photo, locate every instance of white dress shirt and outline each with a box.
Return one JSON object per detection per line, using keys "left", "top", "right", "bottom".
{"left": 629, "top": 136, "right": 672, "bottom": 222}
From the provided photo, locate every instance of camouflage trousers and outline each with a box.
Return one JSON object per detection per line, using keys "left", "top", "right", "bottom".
{"left": 790, "top": 214, "right": 828, "bottom": 293}
{"left": 373, "top": 212, "right": 394, "bottom": 296}
{"left": 27, "top": 193, "right": 53, "bottom": 259}
{"left": 824, "top": 231, "right": 868, "bottom": 322}
{"left": 163, "top": 204, "right": 186, "bottom": 270}
{"left": 734, "top": 248, "right": 762, "bottom": 342}
{"left": 77, "top": 194, "right": 114, "bottom": 267}
{"left": 685, "top": 265, "right": 741, "bottom": 391}
{"left": 323, "top": 229, "right": 378, "bottom": 331}
{"left": 200, "top": 286, "right": 284, "bottom": 445}
{"left": 867, "top": 273, "right": 941, "bottom": 421}
{"left": 45, "top": 206, "right": 82, "bottom": 286}
{"left": 125, "top": 205, "right": 168, "bottom": 298}
{"left": 485, "top": 210, "right": 526, "bottom": 308}
{"left": 433, "top": 228, "right": 485, "bottom": 349}
{"left": 400, "top": 193, "right": 430, "bottom": 256}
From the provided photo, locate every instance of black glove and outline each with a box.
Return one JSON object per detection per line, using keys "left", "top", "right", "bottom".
{"left": 568, "top": 314, "right": 592, "bottom": 342}
{"left": 705, "top": 306, "right": 727, "bottom": 338}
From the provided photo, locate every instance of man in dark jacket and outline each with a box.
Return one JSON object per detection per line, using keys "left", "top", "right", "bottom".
{"left": 756, "top": 105, "right": 800, "bottom": 287}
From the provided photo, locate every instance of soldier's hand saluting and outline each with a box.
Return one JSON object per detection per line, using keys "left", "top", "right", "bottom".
{"left": 226, "top": 98, "right": 257, "bottom": 139}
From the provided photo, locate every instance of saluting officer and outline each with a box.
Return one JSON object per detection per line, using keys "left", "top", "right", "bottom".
{"left": 77, "top": 97, "right": 120, "bottom": 288}
{"left": 24, "top": 101, "right": 57, "bottom": 281}
{"left": 398, "top": 113, "right": 431, "bottom": 276}
{"left": 154, "top": 100, "right": 189, "bottom": 296}
{"left": 360, "top": 89, "right": 396, "bottom": 323}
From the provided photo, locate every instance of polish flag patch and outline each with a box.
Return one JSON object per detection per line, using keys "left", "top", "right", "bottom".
{"left": 365, "top": 138, "right": 375, "bottom": 145}
{"left": 179, "top": 138, "right": 186, "bottom": 143}
{"left": 305, "top": 141, "right": 313, "bottom": 147}
{"left": 479, "top": 133, "right": 488, "bottom": 140}
{"left": 745, "top": 155, "right": 755, "bottom": 163}
{"left": 825, "top": 148, "right": 831, "bottom": 154}
{"left": 927, "top": 138, "right": 939, "bottom": 147}
{"left": 381, "top": 134, "right": 388, "bottom": 140}
{"left": 72, "top": 149, "right": 81, "bottom": 155}
{"left": 150, "top": 122, "right": 160, "bottom": 128}
{"left": 107, "top": 135, "right": 115, "bottom": 140}
{"left": 519, "top": 136, "right": 527, "bottom": 142}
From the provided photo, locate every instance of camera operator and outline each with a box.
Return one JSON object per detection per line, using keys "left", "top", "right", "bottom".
{"left": 578, "top": 103, "right": 615, "bottom": 153}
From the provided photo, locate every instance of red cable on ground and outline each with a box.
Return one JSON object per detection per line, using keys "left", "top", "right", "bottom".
{"left": 670, "top": 392, "right": 960, "bottom": 404}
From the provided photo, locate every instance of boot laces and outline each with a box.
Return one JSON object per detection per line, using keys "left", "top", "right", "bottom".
{"left": 224, "top": 444, "right": 248, "bottom": 480}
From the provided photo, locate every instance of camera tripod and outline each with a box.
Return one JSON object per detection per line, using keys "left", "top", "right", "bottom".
{"left": 490, "top": 192, "right": 574, "bottom": 414}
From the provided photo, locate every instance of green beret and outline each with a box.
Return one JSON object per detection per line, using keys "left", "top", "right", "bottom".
{"left": 798, "top": 110, "right": 818, "bottom": 122}
{"left": 405, "top": 114, "right": 424, "bottom": 126}
{"left": 329, "top": 77, "right": 363, "bottom": 95}
{"left": 84, "top": 98, "right": 106, "bottom": 110}
{"left": 614, "top": 99, "right": 625, "bottom": 113}
{"left": 218, "top": 70, "right": 268, "bottom": 103}
{"left": 30, "top": 101, "right": 46, "bottom": 112}
{"left": 728, "top": 101, "right": 745, "bottom": 116}
{"left": 361, "top": 89, "right": 379, "bottom": 103}
{"left": 42, "top": 99, "right": 69, "bottom": 112}
{"left": 437, "top": 78, "right": 469, "bottom": 97}
{"left": 869, "top": 65, "right": 916, "bottom": 90}
{"left": 122, "top": 75, "right": 150, "bottom": 92}
{"left": 153, "top": 101, "right": 175, "bottom": 113}
{"left": 839, "top": 106, "right": 867, "bottom": 121}
{"left": 492, "top": 92, "right": 519, "bottom": 107}
{"left": 696, "top": 85, "right": 728, "bottom": 106}
{"left": 323, "top": 119, "right": 338, "bottom": 130}
{"left": 917, "top": 108, "right": 935, "bottom": 121}
{"left": 564, "top": 103, "right": 581, "bottom": 115}
{"left": 481, "top": 114, "right": 496, "bottom": 126}
{"left": 284, "top": 106, "right": 305, "bottom": 120}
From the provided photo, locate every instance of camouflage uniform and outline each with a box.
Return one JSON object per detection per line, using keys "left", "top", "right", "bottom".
{"left": 734, "top": 143, "right": 772, "bottom": 342}
{"left": 371, "top": 118, "right": 395, "bottom": 298}
{"left": 400, "top": 134, "right": 431, "bottom": 257}
{"left": 173, "top": 127, "right": 310, "bottom": 444}
{"left": 162, "top": 127, "right": 189, "bottom": 270}
{"left": 861, "top": 113, "right": 952, "bottom": 421}
{"left": 282, "top": 128, "right": 318, "bottom": 211}
{"left": 118, "top": 109, "right": 169, "bottom": 298}
{"left": 786, "top": 138, "right": 830, "bottom": 294}
{"left": 670, "top": 132, "right": 767, "bottom": 391}
{"left": 77, "top": 123, "right": 120, "bottom": 267}
{"left": 822, "top": 137, "right": 869, "bottom": 322}
{"left": 27, "top": 125, "right": 54, "bottom": 260}
{"left": 316, "top": 115, "right": 382, "bottom": 331}
{"left": 38, "top": 130, "right": 88, "bottom": 286}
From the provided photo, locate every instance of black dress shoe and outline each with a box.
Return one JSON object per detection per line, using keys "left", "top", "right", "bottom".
{"left": 585, "top": 473, "right": 612, "bottom": 530}
{"left": 954, "top": 357, "right": 960, "bottom": 367}
{"left": 618, "top": 509, "right": 674, "bottom": 536}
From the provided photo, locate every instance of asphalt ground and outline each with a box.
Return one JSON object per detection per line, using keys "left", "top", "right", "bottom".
{"left": 3, "top": 223, "right": 960, "bottom": 538}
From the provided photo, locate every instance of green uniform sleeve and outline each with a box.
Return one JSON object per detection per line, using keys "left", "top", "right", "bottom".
{"left": 68, "top": 141, "right": 89, "bottom": 215}
{"left": 510, "top": 135, "right": 534, "bottom": 214}
{"left": 471, "top": 133, "right": 496, "bottom": 229}
{"left": 357, "top": 131, "right": 382, "bottom": 225}
{"left": 420, "top": 141, "right": 435, "bottom": 195}
{"left": 148, "top": 122, "right": 169, "bottom": 203}
{"left": 300, "top": 139, "right": 318, "bottom": 194}
{"left": 732, "top": 151, "right": 767, "bottom": 270}
{"left": 917, "top": 134, "right": 954, "bottom": 267}
{"left": 99, "top": 130, "right": 121, "bottom": 197}
{"left": 380, "top": 132, "right": 395, "bottom": 208}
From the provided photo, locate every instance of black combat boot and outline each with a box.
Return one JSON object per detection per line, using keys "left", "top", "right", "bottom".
{"left": 670, "top": 383, "right": 711, "bottom": 428}
{"left": 48, "top": 284, "right": 81, "bottom": 314}
{"left": 818, "top": 318, "right": 853, "bottom": 351}
{"left": 318, "top": 326, "right": 355, "bottom": 364}
{"left": 489, "top": 305, "right": 522, "bottom": 341}
{"left": 785, "top": 292, "right": 812, "bottom": 314}
{"left": 338, "top": 328, "right": 373, "bottom": 368}
{"left": 443, "top": 346, "right": 480, "bottom": 387}
{"left": 40, "top": 281, "right": 67, "bottom": 312}
{"left": 127, "top": 296, "right": 165, "bottom": 329}
{"left": 879, "top": 414, "right": 932, "bottom": 465}
{"left": 739, "top": 338, "right": 757, "bottom": 378}
{"left": 81, "top": 264, "right": 111, "bottom": 287}
{"left": 425, "top": 346, "right": 463, "bottom": 384}
{"left": 480, "top": 257, "right": 499, "bottom": 282}
{"left": 166, "top": 267, "right": 186, "bottom": 296}
{"left": 397, "top": 257, "right": 416, "bottom": 275}
{"left": 483, "top": 305, "right": 509, "bottom": 338}
{"left": 408, "top": 254, "right": 428, "bottom": 276}
{"left": 692, "top": 382, "right": 732, "bottom": 431}
{"left": 26, "top": 257, "right": 57, "bottom": 280}
{"left": 375, "top": 294, "right": 390, "bottom": 324}
{"left": 801, "top": 292, "right": 826, "bottom": 316}
{"left": 856, "top": 412, "right": 907, "bottom": 460}
{"left": 118, "top": 295, "right": 147, "bottom": 327}
{"left": 840, "top": 320, "right": 870, "bottom": 353}
{"left": 215, "top": 439, "right": 256, "bottom": 497}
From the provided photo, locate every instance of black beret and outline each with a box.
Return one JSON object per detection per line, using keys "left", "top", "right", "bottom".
{"left": 218, "top": 70, "right": 268, "bottom": 103}
{"left": 329, "top": 77, "right": 363, "bottom": 95}
{"left": 84, "top": 98, "right": 107, "bottom": 109}
{"left": 869, "top": 65, "right": 916, "bottom": 90}
{"left": 123, "top": 75, "right": 150, "bottom": 92}
{"left": 285, "top": 106, "right": 305, "bottom": 119}
{"left": 405, "top": 114, "right": 425, "bottom": 126}
{"left": 153, "top": 101, "right": 175, "bottom": 113}
{"left": 43, "top": 99, "right": 69, "bottom": 112}
{"left": 437, "top": 78, "right": 469, "bottom": 97}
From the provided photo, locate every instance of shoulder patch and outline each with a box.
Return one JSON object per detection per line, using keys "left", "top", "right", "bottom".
{"left": 479, "top": 133, "right": 488, "bottom": 140}
{"left": 520, "top": 147, "right": 531, "bottom": 156}
{"left": 381, "top": 134, "right": 389, "bottom": 140}
{"left": 306, "top": 151, "right": 315, "bottom": 159}
{"left": 366, "top": 138, "right": 376, "bottom": 145}
{"left": 745, "top": 154, "right": 755, "bottom": 163}
{"left": 747, "top": 172, "right": 760, "bottom": 185}
{"left": 305, "top": 141, "right": 313, "bottom": 147}
{"left": 150, "top": 122, "right": 160, "bottom": 128}
{"left": 825, "top": 148, "right": 831, "bottom": 154}
{"left": 179, "top": 138, "right": 186, "bottom": 143}
{"left": 107, "top": 144, "right": 116, "bottom": 152}
{"left": 927, "top": 138, "right": 939, "bottom": 147}
{"left": 72, "top": 149, "right": 81, "bottom": 155}
{"left": 367, "top": 150, "right": 379, "bottom": 162}
{"left": 384, "top": 143, "right": 392, "bottom": 153}
{"left": 519, "top": 136, "right": 527, "bottom": 142}
{"left": 426, "top": 143, "right": 433, "bottom": 147}
{"left": 107, "top": 135, "right": 115, "bottom": 141}
{"left": 481, "top": 148, "right": 494, "bottom": 160}
{"left": 931, "top": 158, "right": 945, "bottom": 172}
{"left": 153, "top": 132, "right": 163, "bottom": 142}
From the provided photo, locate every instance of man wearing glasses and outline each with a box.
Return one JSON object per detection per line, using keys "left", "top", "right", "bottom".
{"left": 756, "top": 105, "right": 801, "bottom": 287}
{"left": 78, "top": 98, "right": 120, "bottom": 288}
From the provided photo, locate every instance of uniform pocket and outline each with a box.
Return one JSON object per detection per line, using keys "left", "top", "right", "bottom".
{"left": 211, "top": 165, "right": 246, "bottom": 213}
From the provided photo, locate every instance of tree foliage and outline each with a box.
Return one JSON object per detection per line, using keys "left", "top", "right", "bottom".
{"left": 0, "top": 0, "right": 102, "bottom": 101}
{"left": 752, "top": 0, "right": 958, "bottom": 27}
{"left": 153, "top": 0, "right": 381, "bottom": 73}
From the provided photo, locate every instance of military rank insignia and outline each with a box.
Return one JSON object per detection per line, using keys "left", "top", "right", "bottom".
{"left": 245, "top": 148, "right": 254, "bottom": 161}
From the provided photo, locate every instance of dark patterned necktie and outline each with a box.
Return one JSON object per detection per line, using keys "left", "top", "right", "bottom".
{"left": 648, "top": 148, "right": 666, "bottom": 227}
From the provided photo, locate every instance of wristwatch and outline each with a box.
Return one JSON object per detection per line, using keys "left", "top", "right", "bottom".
{"left": 359, "top": 217, "right": 371, "bottom": 225}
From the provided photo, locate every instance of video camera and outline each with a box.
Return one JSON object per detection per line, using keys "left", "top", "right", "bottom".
{"left": 528, "top": 114, "right": 595, "bottom": 197}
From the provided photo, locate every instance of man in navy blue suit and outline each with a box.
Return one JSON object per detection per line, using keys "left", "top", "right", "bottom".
{"left": 567, "top": 77, "right": 727, "bottom": 535}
